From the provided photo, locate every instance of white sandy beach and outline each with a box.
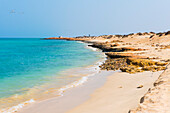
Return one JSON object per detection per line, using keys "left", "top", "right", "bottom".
{"left": 68, "top": 71, "right": 162, "bottom": 113}
{"left": 17, "top": 70, "right": 162, "bottom": 113}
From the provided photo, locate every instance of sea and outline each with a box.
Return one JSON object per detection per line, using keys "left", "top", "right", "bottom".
{"left": 0, "top": 38, "right": 104, "bottom": 112}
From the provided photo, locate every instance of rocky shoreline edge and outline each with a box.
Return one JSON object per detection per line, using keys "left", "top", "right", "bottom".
{"left": 45, "top": 31, "right": 170, "bottom": 113}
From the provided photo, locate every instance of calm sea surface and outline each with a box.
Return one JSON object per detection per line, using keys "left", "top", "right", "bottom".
{"left": 0, "top": 38, "right": 103, "bottom": 110}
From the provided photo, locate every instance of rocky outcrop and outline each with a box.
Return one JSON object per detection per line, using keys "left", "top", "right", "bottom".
{"left": 121, "top": 58, "right": 167, "bottom": 73}
{"left": 126, "top": 58, "right": 168, "bottom": 67}
{"left": 89, "top": 43, "right": 147, "bottom": 52}
{"left": 99, "top": 58, "right": 128, "bottom": 71}
{"left": 100, "top": 58, "right": 167, "bottom": 74}
{"left": 87, "top": 38, "right": 167, "bottom": 74}
{"left": 105, "top": 52, "right": 147, "bottom": 59}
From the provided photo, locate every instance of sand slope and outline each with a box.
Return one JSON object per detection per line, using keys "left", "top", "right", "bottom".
{"left": 68, "top": 71, "right": 162, "bottom": 113}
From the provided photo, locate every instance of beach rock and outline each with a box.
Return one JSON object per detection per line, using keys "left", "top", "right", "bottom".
{"left": 100, "top": 58, "right": 168, "bottom": 73}
{"left": 99, "top": 58, "right": 128, "bottom": 71}
{"left": 120, "top": 66, "right": 143, "bottom": 74}
{"left": 137, "top": 85, "right": 143, "bottom": 88}
{"left": 127, "top": 58, "right": 156, "bottom": 67}
{"left": 119, "top": 86, "right": 123, "bottom": 88}
{"left": 88, "top": 42, "right": 146, "bottom": 53}
{"left": 106, "top": 52, "right": 147, "bottom": 59}
{"left": 127, "top": 58, "right": 168, "bottom": 67}
{"left": 110, "top": 43, "right": 120, "bottom": 47}
{"left": 142, "top": 66, "right": 166, "bottom": 71}
{"left": 110, "top": 40, "right": 123, "bottom": 43}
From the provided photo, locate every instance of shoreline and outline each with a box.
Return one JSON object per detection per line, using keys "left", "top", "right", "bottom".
{"left": 4, "top": 31, "right": 170, "bottom": 113}
{"left": 18, "top": 70, "right": 115, "bottom": 113}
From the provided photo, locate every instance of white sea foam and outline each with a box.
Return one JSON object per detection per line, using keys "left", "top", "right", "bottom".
{"left": 58, "top": 76, "right": 89, "bottom": 96}
{"left": 0, "top": 99, "right": 35, "bottom": 113}
{"left": 77, "top": 41, "right": 99, "bottom": 51}
{"left": 85, "top": 45, "right": 99, "bottom": 51}
{"left": 58, "top": 58, "right": 104, "bottom": 96}
{"left": 76, "top": 41, "right": 84, "bottom": 43}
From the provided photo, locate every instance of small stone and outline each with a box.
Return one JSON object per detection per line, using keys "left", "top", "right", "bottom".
{"left": 137, "top": 85, "right": 143, "bottom": 88}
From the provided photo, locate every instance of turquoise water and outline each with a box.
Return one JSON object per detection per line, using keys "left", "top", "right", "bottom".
{"left": 0, "top": 38, "right": 102, "bottom": 100}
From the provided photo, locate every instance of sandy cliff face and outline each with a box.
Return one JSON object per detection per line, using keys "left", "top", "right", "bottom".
{"left": 129, "top": 64, "right": 170, "bottom": 113}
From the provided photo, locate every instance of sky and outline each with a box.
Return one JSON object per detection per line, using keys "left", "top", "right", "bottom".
{"left": 0, "top": 0, "right": 170, "bottom": 38}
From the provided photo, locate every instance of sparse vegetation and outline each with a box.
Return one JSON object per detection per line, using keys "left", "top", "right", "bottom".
{"left": 136, "top": 32, "right": 143, "bottom": 36}
{"left": 165, "top": 31, "right": 170, "bottom": 35}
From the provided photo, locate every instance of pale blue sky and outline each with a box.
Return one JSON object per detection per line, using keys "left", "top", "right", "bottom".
{"left": 0, "top": 0, "right": 170, "bottom": 38}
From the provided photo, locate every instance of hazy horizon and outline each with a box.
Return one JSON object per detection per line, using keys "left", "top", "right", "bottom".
{"left": 0, "top": 0, "right": 170, "bottom": 38}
